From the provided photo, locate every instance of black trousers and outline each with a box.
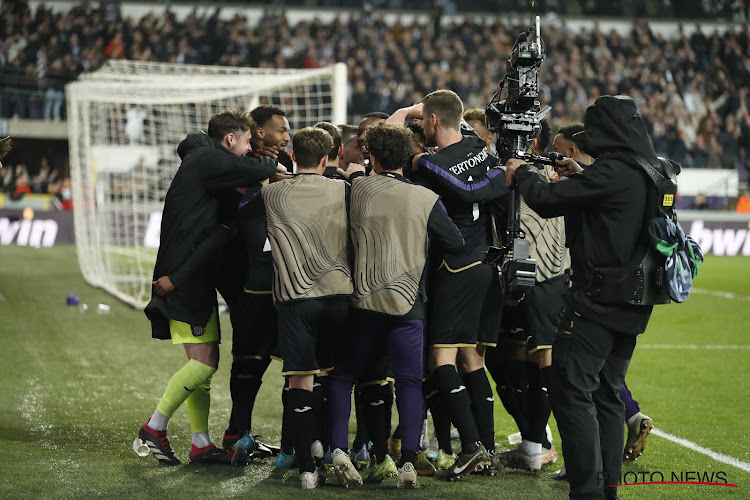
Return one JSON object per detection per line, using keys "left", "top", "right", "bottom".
{"left": 549, "top": 307, "right": 637, "bottom": 500}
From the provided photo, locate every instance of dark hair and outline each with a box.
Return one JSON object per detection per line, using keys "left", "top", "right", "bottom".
{"left": 463, "top": 108, "right": 486, "bottom": 122}
{"left": 537, "top": 119, "right": 551, "bottom": 153}
{"left": 420, "top": 89, "right": 463, "bottom": 130}
{"left": 314, "top": 121, "right": 342, "bottom": 160}
{"left": 365, "top": 122, "right": 413, "bottom": 171}
{"left": 338, "top": 124, "right": 358, "bottom": 144}
{"left": 558, "top": 123, "right": 588, "bottom": 153}
{"left": 406, "top": 121, "right": 426, "bottom": 147}
{"left": 207, "top": 110, "right": 254, "bottom": 141}
{"left": 250, "top": 105, "right": 286, "bottom": 128}
{"left": 292, "top": 127, "right": 334, "bottom": 169}
{"left": 364, "top": 111, "right": 389, "bottom": 119}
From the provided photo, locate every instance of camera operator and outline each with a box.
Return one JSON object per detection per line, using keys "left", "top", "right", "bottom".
{"left": 553, "top": 123, "right": 655, "bottom": 474}
{"left": 505, "top": 95, "right": 658, "bottom": 500}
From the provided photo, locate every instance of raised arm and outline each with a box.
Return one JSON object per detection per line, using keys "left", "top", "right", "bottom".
{"left": 196, "top": 149, "right": 278, "bottom": 191}
{"left": 418, "top": 155, "right": 509, "bottom": 203}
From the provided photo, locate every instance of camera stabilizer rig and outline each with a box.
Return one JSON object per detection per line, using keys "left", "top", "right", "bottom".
{"left": 483, "top": 16, "right": 552, "bottom": 305}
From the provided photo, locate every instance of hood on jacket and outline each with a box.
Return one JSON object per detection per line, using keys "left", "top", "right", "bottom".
{"left": 177, "top": 132, "right": 216, "bottom": 160}
{"left": 583, "top": 95, "right": 657, "bottom": 162}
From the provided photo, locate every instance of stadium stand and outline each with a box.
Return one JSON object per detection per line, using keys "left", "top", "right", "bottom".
{"left": 0, "top": 1, "right": 748, "bottom": 194}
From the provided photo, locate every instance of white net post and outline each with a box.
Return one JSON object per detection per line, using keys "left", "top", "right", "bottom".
{"left": 66, "top": 62, "right": 347, "bottom": 308}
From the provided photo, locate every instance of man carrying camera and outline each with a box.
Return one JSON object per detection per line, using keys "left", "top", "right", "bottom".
{"left": 505, "top": 95, "right": 658, "bottom": 500}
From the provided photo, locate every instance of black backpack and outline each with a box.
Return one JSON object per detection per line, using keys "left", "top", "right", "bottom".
{"left": 599, "top": 153, "right": 690, "bottom": 305}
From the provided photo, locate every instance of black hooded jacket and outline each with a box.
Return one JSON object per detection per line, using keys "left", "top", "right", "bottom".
{"left": 514, "top": 95, "right": 655, "bottom": 334}
{"left": 145, "top": 132, "right": 277, "bottom": 340}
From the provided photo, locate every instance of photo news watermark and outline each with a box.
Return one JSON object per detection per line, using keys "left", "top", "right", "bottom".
{"left": 599, "top": 470, "right": 739, "bottom": 488}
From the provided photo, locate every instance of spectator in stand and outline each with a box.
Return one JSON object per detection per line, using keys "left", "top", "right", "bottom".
{"left": 693, "top": 193, "right": 710, "bottom": 210}
{"left": 13, "top": 164, "right": 31, "bottom": 198}
{"left": 737, "top": 189, "right": 750, "bottom": 213}
{"left": 0, "top": 0, "right": 748, "bottom": 178}
{"left": 53, "top": 177, "right": 74, "bottom": 211}
{"left": 30, "top": 158, "right": 50, "bottom": 194}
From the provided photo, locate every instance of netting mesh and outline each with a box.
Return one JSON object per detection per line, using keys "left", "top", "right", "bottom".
{"left": 66, "top": 61, "right": 347, "bottom": 308}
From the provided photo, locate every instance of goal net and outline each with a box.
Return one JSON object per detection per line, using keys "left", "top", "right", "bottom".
{"left": 66, "top": 60, "right": 348, "bottom": 308}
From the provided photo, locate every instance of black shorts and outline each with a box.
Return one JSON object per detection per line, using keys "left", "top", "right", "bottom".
{"left": 500, "top": 274, "right": 568, "bottom": 352}
{"left": 230, "top": 291, "right": 279, "bottom": 361}
{"left": 478, "top": 273, "right": 503, "bottom": 347}
{"left": 277, "top": 296, "right": 350, "bottom": 376}
{"left": 428, "top": 262, "right": 494, "bottom": 347}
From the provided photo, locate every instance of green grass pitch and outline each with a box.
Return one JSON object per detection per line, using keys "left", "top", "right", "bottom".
{"left": 1, "top": 245, "right": 748, "bottom": 499}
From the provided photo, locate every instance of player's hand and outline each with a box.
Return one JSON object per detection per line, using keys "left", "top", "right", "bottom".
{"left": 269, "top": 163, "right": 291, "bottom": 183}
{"left": 504, "top": 158, "right": 527, "bottom": 186}
{"left": 255, "top": 145, "right": 279, "bottom": 160}
{"left": 337, "top": 162, "right": 365, "bottom": 179}
{"left": 406, "top": 102, "right": 424, "bottom": 119}
{"left": 554, "top": 157, "right": 583, "bottom": 178}
{"left": 411, "top": 152, "right": 427, "bottom": 172}
{"left": 153, "top": 276, "right": 175, "bottom": 296}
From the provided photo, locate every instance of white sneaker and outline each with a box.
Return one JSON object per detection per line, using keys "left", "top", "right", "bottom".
{"left": 300, "top": 470, "right": 319, "bottom": 489}
{"left": 508, "top": 431, "right": 522, "bottom": 446}
{"left": 420, "top": 418, "right": 430, "bottom": 451}
{"left": 450, "top": 426, "right": 460, "bottom": 441}
{"left": 554, "top": 463, "right": 567, "bottom": 480}
{"left": 541, "top": 446, "right": 558, "bottom": 465}
{"left": 624, "top": 413, "right": 653, "bottom": 462}
{"left": 426, "top": 436, "right": 439, "bottom": 461}
{"left": 497, "top": 444, "right": 541, "bottom": 471}
{"left": 397, "top": 462, "right": 418, "bottom": 489}
{"left": 332, "top": 448, "right": 363, "bottom": 487}
{"left": 311, "top": 440, "right": 324, "bottom": 461}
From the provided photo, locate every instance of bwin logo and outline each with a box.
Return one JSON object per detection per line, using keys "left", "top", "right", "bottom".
{"left": 0, "top": 217, "right": 58, "bottom": 247}
{"left": 450, "top": 385, "right": 467, "bottom": 394}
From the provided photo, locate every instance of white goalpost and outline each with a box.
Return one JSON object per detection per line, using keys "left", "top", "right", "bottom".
{"left": 66, "top": 60, "right": 348, "bottom": 308}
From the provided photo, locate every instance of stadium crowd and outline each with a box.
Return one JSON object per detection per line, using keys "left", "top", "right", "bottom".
{"left": 0, "top": 1, "right": 749, "bottom": 175}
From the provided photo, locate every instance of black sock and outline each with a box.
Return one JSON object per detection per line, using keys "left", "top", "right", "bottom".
{"left": 432, "top": 365, "right": 480, "bottom": 454}
{"left": 352, "top": 385, "right": 370, "bottom": 451}
{"left": 424, "top": 380, "right": 452, "bottom": 454}
{"left": 537, "top": 365, "right": 553, "bottom": 449}
{"left": 362, "top": 383, "right": 389, "bottom": 463}
{"left": 280, "top": 382, "right": 293, "bottom": 455}
{"left": 504, "top": 359, "right": 529, "bottom": 439}
{"left": 312, "top": 375, "right": 329, "bottom": 447}
{"left": 525, "top": 361, "right": 550, "bottom": 445}
{"left": 399, "top": 448, "right": 418, "bottom": 468}
{"left": 392, "top": 424, "right": 401, "bottom": 441}
{"left": 287, "top": 388, "right": 316, "bottom": 473}
{"left": 229, "top": 357, "right": 270, "bottom": 436}
{"left": 462, "top": 368, "right": 495, "bottom": 453}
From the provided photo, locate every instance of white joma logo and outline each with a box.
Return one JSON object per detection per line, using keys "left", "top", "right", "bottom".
{"left": 370, "top": 400, "right": 385, "bottom": 407}
{"left": 450, "top": 385, "right": 466, "bottom": 394}
{"left": 294, "top": 406, "right": 313, "bottom": 413}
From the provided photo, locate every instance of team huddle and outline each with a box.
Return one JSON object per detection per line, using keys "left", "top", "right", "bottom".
{"left": 135, "top": 89, "right": 656, "bottom": 496}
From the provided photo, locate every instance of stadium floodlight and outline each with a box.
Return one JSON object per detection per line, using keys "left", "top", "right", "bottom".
{"left": 66, "top": 60, "right": 348, "bottom": 308}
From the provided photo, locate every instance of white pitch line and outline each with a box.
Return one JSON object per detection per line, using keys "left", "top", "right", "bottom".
{"left": 652, "top": 428, "right": 750, "bottom": 473}
{"left": 692, "top": 288, "right": 750, "bottom": 301}
{"left": 638, "top": 344, "right": 750, "bottom": 350}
